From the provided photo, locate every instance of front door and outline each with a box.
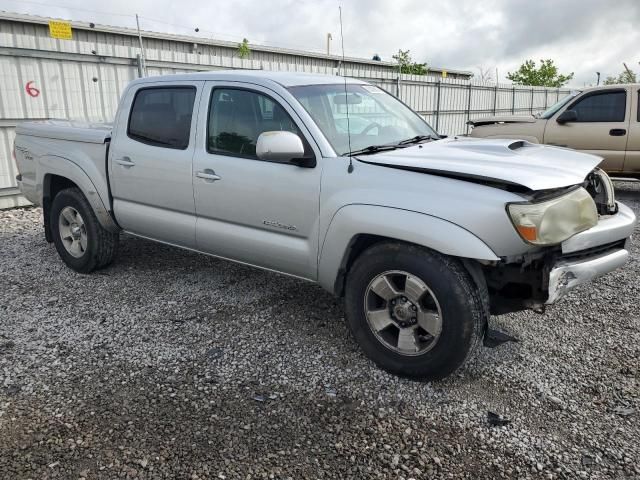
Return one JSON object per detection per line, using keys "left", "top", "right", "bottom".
{"left": 544, "top": 88, "right": 630, "bottom": 172}
{"left": 109, "top": 81, "right": 202, "bottom": 248}
{"left": 192, "top": 82, "right": 322, "bottom": 279}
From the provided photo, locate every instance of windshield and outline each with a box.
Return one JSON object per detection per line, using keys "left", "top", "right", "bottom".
{"left": 288, "top": 84, "right": 438, "bottom": 155}
{"left": 538, "top": 90, "right": 581, "bottom": 119}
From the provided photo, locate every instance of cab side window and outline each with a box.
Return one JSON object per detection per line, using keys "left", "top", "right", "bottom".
{"left": 207, "top": 88, "right": 310, "bottom": 160}
{"left": 128, "top": 87, "right": 196, "bottom": 149}
{"left": 570, "top": 91, "right": 626, "bottom": 122}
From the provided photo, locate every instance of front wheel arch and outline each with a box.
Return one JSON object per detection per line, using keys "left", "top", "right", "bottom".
{"left": 333, "top": 234, "right": 490, "bottom": 314}
{"left": 316, "top": 204, "right": 499, "bottom": 296}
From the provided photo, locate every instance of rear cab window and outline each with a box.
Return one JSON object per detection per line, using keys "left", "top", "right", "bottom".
{"left": 128, "top": 87, "right": 196, "bottom": 149}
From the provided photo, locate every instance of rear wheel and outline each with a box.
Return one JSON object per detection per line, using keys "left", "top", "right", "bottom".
{"left": 344, "top": 242, "right": 487, "bottom": 380}
{"left": 50, "top": 187, "right": 119, "bottom": 273}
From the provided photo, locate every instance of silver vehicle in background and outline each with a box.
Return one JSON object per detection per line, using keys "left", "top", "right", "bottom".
{"left": 13, "top": 70, "right": 635, "bottom": 380}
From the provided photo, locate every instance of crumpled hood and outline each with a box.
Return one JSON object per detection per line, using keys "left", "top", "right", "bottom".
{"left": 356, "top": 137, "right": 602, "bottom": 191}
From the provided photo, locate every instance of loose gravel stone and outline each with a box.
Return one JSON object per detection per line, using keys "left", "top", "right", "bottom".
{"left": 0, "top": 185, "right": 639, "bottom": 479}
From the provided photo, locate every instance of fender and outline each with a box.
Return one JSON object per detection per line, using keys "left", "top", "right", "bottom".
{"left": 317, "top": 204, "right": 499, "bottom": 294}
{"left": 40, "top": 155, "right": 120, "bottom": 233}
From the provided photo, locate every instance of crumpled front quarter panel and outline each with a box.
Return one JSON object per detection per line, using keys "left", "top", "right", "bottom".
{"left": 317, "top": 157, "right": 535, "bottom": 284}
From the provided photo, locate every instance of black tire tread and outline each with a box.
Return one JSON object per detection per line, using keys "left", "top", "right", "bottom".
{"left": 345, "top": 242, "right": 488, "bottom": 380}
{"left": 51, "top": 187, "right": 119, "bottom": 273}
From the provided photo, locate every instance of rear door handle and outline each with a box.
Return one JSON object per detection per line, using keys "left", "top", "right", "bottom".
{"left": 609, "top": 129, "right": 627, "bottom": 136}
{"left": 196, "top": 169, "right": 221, "bottom": 182}
{"left": 115, "top": 156, "right": 135, "bottom": 167}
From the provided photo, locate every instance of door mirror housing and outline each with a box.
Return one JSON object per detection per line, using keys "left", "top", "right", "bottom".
{"left": 256, "top": 131, "right": 314, "bottom": 167}
{"left": 556, "top": 110, "right": 577, "bottom": 124}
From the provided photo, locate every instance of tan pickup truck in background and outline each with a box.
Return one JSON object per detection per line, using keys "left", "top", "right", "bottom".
{"left": 469, "top": 84, "right": 640, "bottom": 177}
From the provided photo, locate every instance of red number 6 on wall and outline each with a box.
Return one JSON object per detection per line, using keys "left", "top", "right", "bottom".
{"left": 25, "top": 81, "right": 41, "bottom": 97}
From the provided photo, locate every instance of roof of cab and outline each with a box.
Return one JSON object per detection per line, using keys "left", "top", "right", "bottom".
{"left": 129, "top": 69, "right": 369, "bottom": 88}
{"left": 581, "top": 83, "right": 640, "bottom": 92}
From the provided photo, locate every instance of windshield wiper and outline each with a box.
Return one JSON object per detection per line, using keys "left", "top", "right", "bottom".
{"left": 346, "top": 144, "right": 402, "bottom": 156}
{"left": 396, "top": 135, "right": 437, "bottom": 146}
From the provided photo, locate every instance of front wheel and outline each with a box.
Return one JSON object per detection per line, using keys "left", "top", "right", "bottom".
{"left": 344, "top": 242, "right": 487, "bottom": 380}
{"left": 50, "top": 187, "right": 119, "bottom": 273}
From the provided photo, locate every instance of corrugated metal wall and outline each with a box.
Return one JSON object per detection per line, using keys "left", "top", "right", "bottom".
{"left": 0, "top": 14, "right": 570, "bottom": 199}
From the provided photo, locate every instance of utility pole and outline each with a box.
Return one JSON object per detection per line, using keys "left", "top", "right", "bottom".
{"left": 135, "top": 14, "right": 147, "bottom": 77}
{"left": 326, "top": 33, "right": 332, "bottom": 56}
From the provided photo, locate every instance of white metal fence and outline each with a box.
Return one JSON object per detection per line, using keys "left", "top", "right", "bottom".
{"left": 365, "top": 75, "right": 569, "bottom": 137}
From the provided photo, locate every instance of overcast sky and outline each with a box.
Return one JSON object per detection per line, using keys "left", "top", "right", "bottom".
{"left": 3, "top": 0, "right": 639, "bottom": 85}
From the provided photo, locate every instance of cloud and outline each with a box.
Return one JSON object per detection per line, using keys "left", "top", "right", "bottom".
{"left": 3, "top": 0, "right": 639, "bottom": 85}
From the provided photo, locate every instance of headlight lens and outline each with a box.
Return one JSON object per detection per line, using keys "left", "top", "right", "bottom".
{"left": 507, "top": 187, "right": 598, "bottom": 245}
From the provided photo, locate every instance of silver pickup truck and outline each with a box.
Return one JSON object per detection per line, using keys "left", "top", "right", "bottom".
{"left": 14, "top": 70, "right": 635, "bottom": 380}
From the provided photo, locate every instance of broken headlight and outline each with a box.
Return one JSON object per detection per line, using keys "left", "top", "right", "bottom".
{"left": 507, "top": 187, "right": 598, "bottom": 245}
{"left": 586, "top": 168, "right": 617, "bottom": 215}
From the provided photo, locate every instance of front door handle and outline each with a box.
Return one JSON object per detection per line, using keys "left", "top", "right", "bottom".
{"left": 196, "top": 169, "right": 221, "bottom": 182}
{"left": 115, "top": 156, "right": 135, "bottom": 167}
{"left": 609, "top": 129, "right": 627, "bottom": 136}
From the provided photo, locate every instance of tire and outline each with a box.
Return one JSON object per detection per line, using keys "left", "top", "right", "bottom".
{"left": 50, "top": 187, "right": 119, "bottom": 273}
{"left": 344, "top": 242, "right": 487, "bottom": 380}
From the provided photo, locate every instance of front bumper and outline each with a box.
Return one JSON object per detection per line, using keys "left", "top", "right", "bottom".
{"left": 546, "top": 247, "right": 629, "bottom": 304}
{"left": 546, "top": 201, "right": 635, "bottom": 304}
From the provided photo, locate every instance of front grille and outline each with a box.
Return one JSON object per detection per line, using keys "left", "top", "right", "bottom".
{"left": 560, "top": 239, "right": 626, "bottom": 261}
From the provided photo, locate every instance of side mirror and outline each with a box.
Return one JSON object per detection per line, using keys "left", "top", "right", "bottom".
{"left": 556, "top": 110, "right": 577, "bottom": 124}
{"left": 256, "top": 131, "right": 314, "bottom": 167}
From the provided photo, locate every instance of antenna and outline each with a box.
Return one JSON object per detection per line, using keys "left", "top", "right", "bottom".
{"left": 339, "top": 6, "right": 354, "bottom": 173}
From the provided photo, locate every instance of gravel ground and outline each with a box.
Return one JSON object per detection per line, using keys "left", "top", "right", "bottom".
{"left": 1, "top": 185, "right": 639, "bottom": 480}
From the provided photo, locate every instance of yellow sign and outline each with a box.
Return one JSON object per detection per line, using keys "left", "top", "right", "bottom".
{"left": 48, "top": 21, "right": 73, "bottom": 40}
{"left": 442, "top": 70, "right": 448, "bottom": 78}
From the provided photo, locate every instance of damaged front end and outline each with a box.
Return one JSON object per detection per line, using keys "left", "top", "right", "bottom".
{"left": 484, "top": 168, "right": 634, "bottom": 315}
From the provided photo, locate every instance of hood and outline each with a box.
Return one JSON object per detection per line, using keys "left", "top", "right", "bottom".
{"left": 356, "top": 137, "right": 602, "bottom": 191}
{"left": 468, "top": 115, "right": 537, "bottom": 127}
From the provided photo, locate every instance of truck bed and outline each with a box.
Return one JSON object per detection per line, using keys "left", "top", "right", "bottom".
{"left": 16, "top": 120, "right": 112, "bottom": 144}
{"left": 14, "top": 120, "right": 112, "bottom": 209}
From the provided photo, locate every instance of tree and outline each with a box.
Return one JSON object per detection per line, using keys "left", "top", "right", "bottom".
{"left": 507, "top": 59, "right": 574, "bottom": 87}
{"left": 237, "top": 38, "right": 250, "bottom": 59}
{"left": 603, "top": 70, "right": 637, "bottom": 85}
{"left": 476, "top": 65, "right": 493, "bottom": 83}
{"left": 392, "top": 49, "right": 427, "bottom": 75}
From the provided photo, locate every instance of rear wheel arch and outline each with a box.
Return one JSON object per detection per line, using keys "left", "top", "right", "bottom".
{"left": 40, "top": 166, "right": 119, "bottom": 240}
{"left": 43, "top": 174, "right": 79, "bottom": 242}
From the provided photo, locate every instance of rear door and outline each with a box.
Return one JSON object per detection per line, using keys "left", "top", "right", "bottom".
{"left": 623, "top": 87, "right": 640, "bottom": 174}
{"left": 109, "top": 81, "right": 202, "bottom": 248}
{"left": 191, "top": 81, "right": 322, "bottom": 279}
{"left": 543, "top": 88, "right": 630, "bottom": 172}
